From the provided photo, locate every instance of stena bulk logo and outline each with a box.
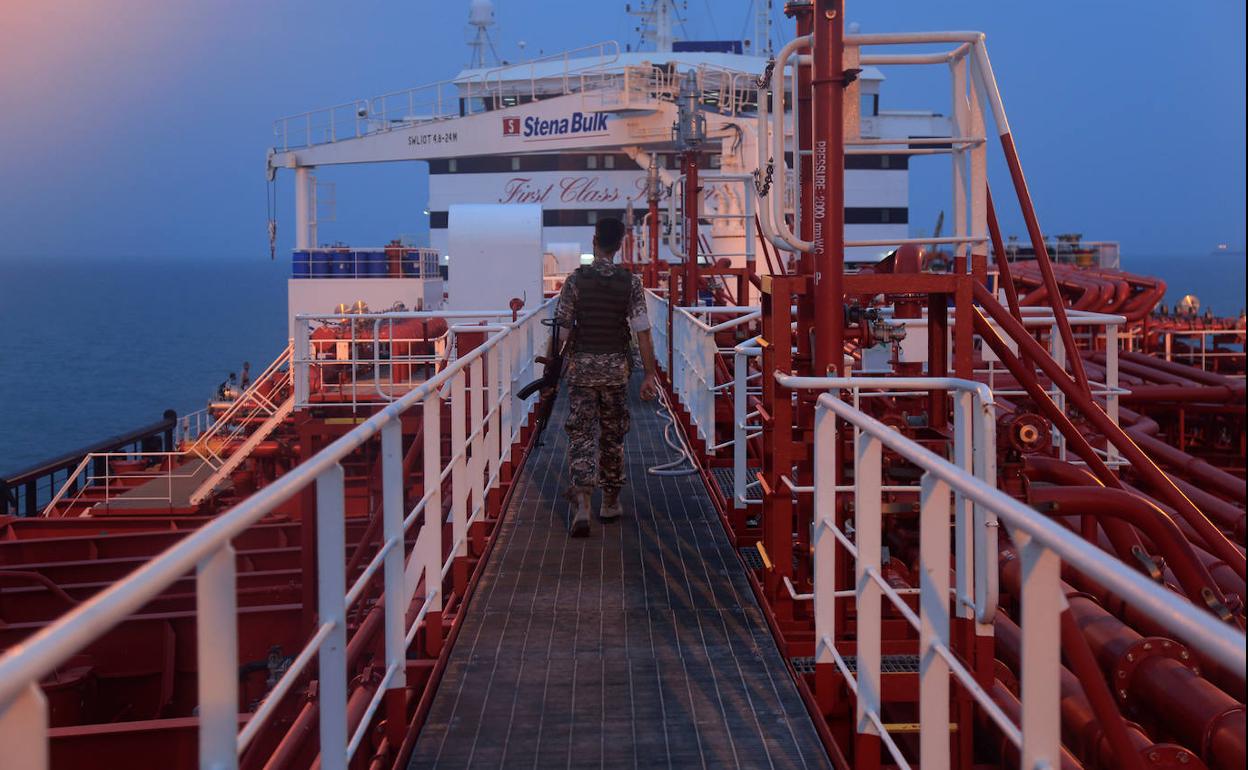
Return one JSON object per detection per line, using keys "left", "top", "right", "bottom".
{"left": 508, "top": 112, "right": 610, "bottom": 139}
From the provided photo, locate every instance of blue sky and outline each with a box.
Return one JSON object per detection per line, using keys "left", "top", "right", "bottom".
{"left": 0, "top": 0, "right": 1243, "bottom": 261}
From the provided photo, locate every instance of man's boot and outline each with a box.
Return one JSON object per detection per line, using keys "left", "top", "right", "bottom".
{"left": 569, "top": 489, "right": 592, "bottom": 537}
{"left": 599, "top": 488, "right": 623, "bottom": 522}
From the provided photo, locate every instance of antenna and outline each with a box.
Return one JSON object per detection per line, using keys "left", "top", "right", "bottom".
{"left": 467, "top": 0, "right": 500, "bottom": 68}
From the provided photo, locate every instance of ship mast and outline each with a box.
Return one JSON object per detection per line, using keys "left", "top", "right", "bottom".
{"left": 629, "top": 0, "right": 681, "bottom": 53}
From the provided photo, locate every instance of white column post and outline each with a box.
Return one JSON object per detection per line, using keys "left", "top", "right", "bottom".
{"left": 294, "top": 166, "right": 317, "bottom": 251}
{"left": 486, "top": 346, "right": 501, "bottom": 489}
{"left": 469, "top": 358, "right": 486, "bottom": 522}
{"left": 451, "top": 372, "right": 468, "bottom": 557}
{"left": 420, "top": 393, "right": 443, "bottom": 610}
{"left": 315, "top": 464, "right": 348, "bottom": 770}
{"left": 1106, "top": 323, "right": 1120, "bottom": 466}
{"left": 854, "top": 433, "right": 882, "bottom": 740}
{"left": 197, "top": 544, "right": 239, "bottom": 770}
{"left": 918, "top": 473, "right": 951, "bottom": 770}
{"left": 380, "top": 423, "right": 407, "bottom": 690}
{"left": 0, "top": 684, "right": 48, "bottom": 770}
{"left": 500, "top": 333, "right": 514, "bottom": 458}
{"left": 968, "top": 59, "right": 988, "bottom": 267}
{"left": 733, "top": 349, "right": 747, "bottom": 508}
{"left": 952, "top": 391, "right": 974, "bottom": 622}
{"left": 1017, "top": 533, "right": 1063, "bottom": 770}
{"left": 950, "top": 56, "right": 969, "bottom": 263}
{"left": 973, "top": 392, "right": 999, "bottom": 635}
{"left": 813, "top": 403, "right": 837, "bottom": 666}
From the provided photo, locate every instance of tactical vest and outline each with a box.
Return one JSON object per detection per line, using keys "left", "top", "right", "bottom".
{"left": 572, "top": 266, "right": 632, "bottom": 354}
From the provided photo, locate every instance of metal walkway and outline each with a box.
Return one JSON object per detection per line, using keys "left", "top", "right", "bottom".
{"left": 409, "top": 379, "right": 830, "bottom": 769}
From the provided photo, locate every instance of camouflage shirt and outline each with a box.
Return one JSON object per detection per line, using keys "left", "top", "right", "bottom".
{"left": 555, "top": 257, "right": 651, "bottom": 387}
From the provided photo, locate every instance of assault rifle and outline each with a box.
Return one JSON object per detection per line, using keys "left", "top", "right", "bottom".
{"left": 515, "top": 318, "right": 567, "bottom": 446}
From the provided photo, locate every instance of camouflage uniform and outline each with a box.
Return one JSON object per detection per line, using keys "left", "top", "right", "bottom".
{"left": 555, "top": 257, "right": 650, "bottom": 493}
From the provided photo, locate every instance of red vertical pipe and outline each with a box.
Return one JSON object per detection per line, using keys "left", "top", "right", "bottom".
{"left": 794, "top": 6, "right": 815, "bottom": 366}
{"left": 811, "top": 0, "right": 844, "bottom": 375}
{"left": 1000, "top": 132, "right": 1091, "bottom": 393}
{"left": 683, "top": 151, "right": 699, "bottom": 306}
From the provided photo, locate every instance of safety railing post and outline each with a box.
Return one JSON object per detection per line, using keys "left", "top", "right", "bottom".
{"left": 918, "top": 473, "right": 951, "bottom": 770}
{"left": 380, "top": 423, "right": 407, "bottom": 691}
{"left": 972, "top": 392, "right": 998, "bottom": 631}
{"left": 0, "top": 683, "right": 47, "bottom": 770}
{"left": 197, "top": 544, "right": 239, "bottom": 770}
{"left": 295, "top": 318, "right": 310, "bottom": 406}
{"left": 1106, "top": 323, "right": 1120, "bottom": 466}
{"left": 469, "top": 358, "right": 486, "bottom": 526}
{"left": 421, "top": 393, "right": 443, "bottom": 656}
{"left": 500, "top": 333, "right": 514, "bottom": 460}
{"left": 854, "top": 432, "right": 883, "bottom": 761}
{"left": 952, "top": 391, "right": 974, "bottom": 622}
{"left": 486, "top": 346, "right": 501, "bottom": 493}
{"left": 812, "top": 403, "right": 837, "bottom": 687}
{"left": 1017, "top": 532, "right": 1062, "bottom": 770}
{"left": 316, "top": 464, "right": 348, "bottom": 770}
{"left": 450, "top": 371, "right": 468, "bottom": 592}
{"left": 733, "top": 348, "right": 747, "bottom": 508}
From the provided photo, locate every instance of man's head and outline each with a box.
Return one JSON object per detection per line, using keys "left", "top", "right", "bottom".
{"left": 591, "top": 217, "right": 626, "bottom": 259}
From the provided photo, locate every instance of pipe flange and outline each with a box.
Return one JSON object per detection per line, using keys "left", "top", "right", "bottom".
{"left": 1141, "top": 742, "right": 1205, "bottom": 770}
{"left": 1112, "top": 636, "right": 1198, "bottom": 705}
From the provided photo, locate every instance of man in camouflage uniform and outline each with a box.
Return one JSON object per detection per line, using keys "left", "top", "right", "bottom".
{"left": 554, "top": 218, "right": 660, "bottom": 537}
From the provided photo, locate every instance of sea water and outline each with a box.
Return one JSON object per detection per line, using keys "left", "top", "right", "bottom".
{"left": 0, "top": 256, "right": 288, "bottom": 472}
{"left": 0, "top": 252, "right": 1244, "bottom": 473}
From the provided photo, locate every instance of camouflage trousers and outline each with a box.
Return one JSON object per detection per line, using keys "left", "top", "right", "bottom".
{"left": 565, "top": 383, "right": 631, "bottom": 493}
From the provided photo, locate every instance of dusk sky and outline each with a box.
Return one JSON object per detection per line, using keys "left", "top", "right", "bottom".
{"left": 0, "top": 0, "right": 1243, "bottom": 261}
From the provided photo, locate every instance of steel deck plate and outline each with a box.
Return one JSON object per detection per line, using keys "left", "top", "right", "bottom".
{"left": 408, "top": 379, "right": 830, "bottom": 769}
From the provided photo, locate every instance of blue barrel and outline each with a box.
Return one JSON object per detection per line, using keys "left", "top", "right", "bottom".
{"left": 358, "top": 250, "right": 387, "bottom": 277}
{"left": 291, "top": 250, "right": 310, "bottom": 278}
{"left": 310, "top": 250, "right": 335, "bottom": 278}
{"left": 331, "top": 250, "right": 355, "bottom": 277}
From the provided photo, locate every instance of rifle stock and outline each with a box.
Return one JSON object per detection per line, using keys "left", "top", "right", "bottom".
{"left": 517, "top": 320, "right": 566, "bottom": 445}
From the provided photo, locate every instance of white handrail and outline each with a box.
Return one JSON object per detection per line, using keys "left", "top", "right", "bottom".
{"left": 769, "top": 35, "right": 813, "bottom": 253}
{"left": 810, "top": 391, "right": 1245, "bottom": 770}
{"left": 776, "top": 373, "right": 998, "bottom": 627}
{"left": 0, "top": 300, "right": 553, "bottom": 770}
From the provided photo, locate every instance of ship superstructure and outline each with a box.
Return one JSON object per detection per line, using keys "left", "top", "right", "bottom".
{"left": 1, "top": 3, "right": 1245, "bottom": 770}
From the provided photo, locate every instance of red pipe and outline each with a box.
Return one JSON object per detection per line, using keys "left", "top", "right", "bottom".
{"left": 985, "top": 680, "right": 1085, "bottom": 770}
{"left": 1001, "top": 547, "right": 1247, "bottom": 770}
{"left": 974, "top": 283, "right": 1247, "bottom": 580}
{"left": 1026, "top": 485, "right": 1232, "bottom": 615}
{"left": 994, "top": 613, "right": 1192, "bottom": 770}
{"left": 1116, "top": 351, "right": 1247, "bottom": 396}
{"left": 811, "top": 0, "right": 845, "bottom": 375}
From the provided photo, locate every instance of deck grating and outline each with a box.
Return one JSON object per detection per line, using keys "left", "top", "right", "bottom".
{"left": 408, "top": 377, "right": 830, "bottom": 769}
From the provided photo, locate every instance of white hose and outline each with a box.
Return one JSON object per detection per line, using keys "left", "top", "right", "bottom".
{"left": 647, "top": 387, "right": 698, "bottom": 476}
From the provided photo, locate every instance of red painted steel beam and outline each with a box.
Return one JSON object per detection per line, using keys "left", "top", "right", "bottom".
{"left": 985, "top": 185, "right": 1025, "bottom": 325}
{"left": 998, "top": 132, "right": 1092, "bottom": 394}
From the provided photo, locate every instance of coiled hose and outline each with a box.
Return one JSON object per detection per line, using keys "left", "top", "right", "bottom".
{"left": 647, "top": 387, "right": 698, "bottom": 477}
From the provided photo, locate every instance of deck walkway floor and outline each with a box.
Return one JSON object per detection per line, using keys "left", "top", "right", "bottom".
{"left": 408, "top": 379, "right": 830, "bottom": 769}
